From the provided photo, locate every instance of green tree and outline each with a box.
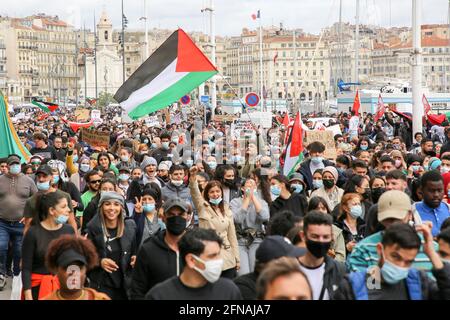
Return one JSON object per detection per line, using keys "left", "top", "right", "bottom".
{"left": 98, "top": 92, "right": 116, "bottom": 109}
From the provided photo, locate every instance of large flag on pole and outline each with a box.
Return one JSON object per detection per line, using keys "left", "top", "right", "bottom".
{"left": 114, "top": 28, "right": 218, "bottom": 120}
{"left": 0, "top": 94, "right": 31, "bottom": 162}
{"left": 352, "top": 89, "right": 361, "bottom": 116}
{"left": 283, "top": 112, "right": 303, "bottom": 176}
{"left": 374, "top": 94, "right": 385, "bottom": 122}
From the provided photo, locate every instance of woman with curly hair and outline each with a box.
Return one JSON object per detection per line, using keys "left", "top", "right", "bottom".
{"left": 42, "top": 235, "right": 110, "bottom": 300}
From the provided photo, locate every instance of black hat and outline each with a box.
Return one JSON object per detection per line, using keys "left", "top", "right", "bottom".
{"left": 163, "top": 198, "right": 189, "bottom": 213}
{"left": 255, "top": 236, "right": 306, "bottom": 263}
{"left": 35, "top": 164, "right": 52, "bottom": 176}
{"left": 56, "top": 249, "right": 87, "bottom": 268}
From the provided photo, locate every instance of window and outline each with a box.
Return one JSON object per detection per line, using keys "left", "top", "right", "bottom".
{"left": 104, "top": 30, "right": 109, "bottom": 41}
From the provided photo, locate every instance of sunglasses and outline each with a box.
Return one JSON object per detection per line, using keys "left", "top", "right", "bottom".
{"left": 89, "top": 180, "right": 101, "bottom": 184}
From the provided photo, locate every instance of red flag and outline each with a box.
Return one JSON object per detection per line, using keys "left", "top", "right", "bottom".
{"left": 282, "top": 113, "right": 290, "bottom": 127}
{"left": 352, "top": 90, "right": 360, "bottom": 116}
{"left": 273, "top": 51, "right": 278, "bottom": 64}
{"left": 61, "top": 117, "right": 93, "bottom": 132}
{"left": 282, "top": 112, "right": 304, "bottom": 176}
{"left": 374, "top": 94, "right": 385, "bottom": 122}
{"left": 423, "top": 94, "right": 431, "bottom": 115}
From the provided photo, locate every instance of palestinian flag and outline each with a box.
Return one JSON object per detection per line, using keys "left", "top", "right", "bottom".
{"left": 283, "top": 112, "right": 304, "bottom": 176}
{"left": 114, "top": 28, "right": 218, "bottom": 120}
{"left": 32, "top": 99, "right": 59, "bottom": 113}
{"left": 352, "top": 89, "right": 360, "bottom": 116}
{"left": 374, "top": 94, "right": 385, "bottom": 122}
{"left": 0, "top": 93, "right": 31, "bottom": 162}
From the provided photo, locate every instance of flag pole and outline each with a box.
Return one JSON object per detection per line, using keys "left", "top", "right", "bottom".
{"left": 259, "top": 10, "right": 264, "bottom": 111}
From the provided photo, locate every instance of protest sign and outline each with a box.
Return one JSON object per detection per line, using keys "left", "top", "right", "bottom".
{"left": 81, "top": 128, "right": 110, "bottom": 150}
{"left": 305, "top": 130, "right": 337, "bottom": 160}
{"left": 145, "top": 115, "right": 161, "bottom": 127}
{"left": 75, "top": 108, "right": 90, "bottom": 121}
{"left": 214, "top": 114, "right": 237, "bottom": 122}
{"left": 231, "top": 119, "right": 256, "bottom": 139}
{"left": 241, "top": 112, "right": 272, "bottom": 128}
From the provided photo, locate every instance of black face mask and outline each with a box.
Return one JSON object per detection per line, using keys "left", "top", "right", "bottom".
{"left": 371, "top": 187, "right": 386, "bottom": 203}
{"left": 223, "top": 179, "right": 235, "bottom": 188}
{"left": 322, "top": 179, "right": 335, "bottom": 189}
{"left": 362, "top": 188, "right": 371, "bottom": 200}
{"left": 306, "top": 239, "right": 331, "bottom": 259}
{"left": 165, "top": 215, "right": 187, "bottom": 236}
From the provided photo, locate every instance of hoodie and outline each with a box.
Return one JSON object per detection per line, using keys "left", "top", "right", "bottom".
{"left": 129, "top": 229, "right": 185, "bottom": 300}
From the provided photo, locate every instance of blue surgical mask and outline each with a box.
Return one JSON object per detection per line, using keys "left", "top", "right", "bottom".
{"left": 360, "top": 145, "right": 368, "bottom": 150}
{"left": 9, "top": 164, "right": 21, "bottom": 175}
{"left": 208, "top": 162, "right": 217, "bottom": 170}
{"left": 349, "top": 205, "right": 363, "bottom": 219}
{"left": 144, "top": 139, "right": 149, "bottom": 144}
{"left": 313, "top": 180, "right": 323, "bottom": 189}
{"left": 80, "top": 164, "right": 90, "bottom": 172}
{"left": 121, "top": 155, "right": 129, "bottom": 162}
{"left": 311, "top": 156, "right": 323, "bottom": 164}
{"left": 209, "top": 197, "right": 222, "bottom": 206}
{"left": 53, "top": 175, "right": 60, "bottom": 185}
{"left": 232, "top": 156, "right": 241, "bottom": 163}
{"left": 55, "top": 214, "right": 69, "bottom": 225}
{"left": 143, "top": 203, "right": 155, "bottom": 212}
{"left": 72, "top": 155, "right": 79, "bottom": 163}
{"left": 337, "top": 167, "right": 345, "bottom": 174}
{"left": 151, "top": 143, "right": 157, "bottom": 149}
{"left": 185, "top": 159, "right": 194, "bottom": 168}
{"left": 291, "top": 183, "right": 303, "bottom": 194}
{"left": 411, "top": 165, "right": 420, "bottom": 172}
{"left": 424, "top": 165, "right": 429, "bottom": 171}
{"left": 270, "top": 185, "right": 281, "bottom": 196}
{"left": 381, "top": 255, "right": 410, "bottom": 284}
{"left": 162, "top": 142, "right": 170, "bottom": 150}
{"left": 37, "top": 181, "right": 50, "bottom": 191}
{"left": 118, "top": 174, "right": 130, "bottom": 181}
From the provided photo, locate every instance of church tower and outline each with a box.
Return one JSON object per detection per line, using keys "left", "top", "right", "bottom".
{"left": 97, "top": 10, "right": 113, "bottom": 47}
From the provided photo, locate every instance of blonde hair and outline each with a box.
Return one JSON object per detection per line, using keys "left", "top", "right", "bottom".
{"left": 99, "top": 202, "right": 125, "bottom": 239}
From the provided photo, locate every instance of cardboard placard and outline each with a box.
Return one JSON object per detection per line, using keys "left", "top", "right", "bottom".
{"left": 81, "top": 128, "right": 110, "bottom": 150}
{"left": 305, "top": 130, "right": 337, "bottom": 160}
{"left": 75, "top": 108, "right": 91, "bottom": 121}
{"left": 231, "top": 119, "right": 256, "bottom": 139}
{"left": 214, "top": 114, "right": 237, "bottom": 122}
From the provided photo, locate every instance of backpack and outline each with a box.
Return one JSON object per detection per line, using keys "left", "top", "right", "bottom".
{"left": 348, "top": 268, "right": 422, "bottom": 300}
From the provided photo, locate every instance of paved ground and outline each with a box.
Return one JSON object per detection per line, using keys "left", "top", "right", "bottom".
{"left": 0, "top": 277, "right": 12, "bottom": 300}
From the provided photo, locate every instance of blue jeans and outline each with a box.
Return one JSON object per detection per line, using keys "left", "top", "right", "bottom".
{"left": 0, "top": 219, "right": 24, "bottom": 276}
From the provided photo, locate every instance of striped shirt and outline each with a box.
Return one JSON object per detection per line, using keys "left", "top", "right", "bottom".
{"left": 346, "top": 231, "right": 438, "bottom": 278}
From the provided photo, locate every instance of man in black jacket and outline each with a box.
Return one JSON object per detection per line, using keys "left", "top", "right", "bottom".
{"left": 297, "top": 211, "right": 346, "bottom": 300}
{"left": 334, "top": 223, "right": 450, "bottom": 300}
{"left": 129, "top": 198, "right": 189, "bottom": 300}
{"left": 298, "top": 142, "right": 334, "bottom": 191}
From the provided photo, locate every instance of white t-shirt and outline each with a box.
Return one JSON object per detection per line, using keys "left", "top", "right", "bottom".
{"left": 299, "top": 262, "right": 329, "bottom": 300}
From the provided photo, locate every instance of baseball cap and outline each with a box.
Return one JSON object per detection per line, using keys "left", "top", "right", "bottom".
{"left": 35, "top": 164, "right": 52, "bottom": 176}
{"left": 377, "top": 190, "right": 411, "bottom": 222}
{"left": 255, "top": 236, "right": 306, "bottom": 263}
{"left": 7, "top": 154, "right": 21, "bottom": 165}
{"left": 56, "top": 249, "right": 87, "bottom": 268}
{"left": 163, "top": 198, "right": 189, "bottom": 213}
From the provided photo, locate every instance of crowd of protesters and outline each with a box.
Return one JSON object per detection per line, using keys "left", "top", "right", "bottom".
{"left": 0, "top": 103, "right": 450, "bottom": 300}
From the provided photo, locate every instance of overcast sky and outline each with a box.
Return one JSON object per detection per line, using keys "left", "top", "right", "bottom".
{"left": 1, "top": 0, "right": 449, "bottom": 35}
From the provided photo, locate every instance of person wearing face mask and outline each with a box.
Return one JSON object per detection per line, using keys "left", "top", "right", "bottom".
{"left": 298, "top": 142, "right": 334, "bottom": 192}
{"left": 335, "top": 175, "right": 372, "bottom": 221}
{"left": 116, "top": 165, "right": 131, "bottom": 196}
{"left": 310, "top": 167, "right": 344, "bottom": 212}
{"left": 0, "top": 155, "right": 38, "bottom": 289}
{"left": 149, "top": 132, "right": 172, "bottom": 163}
{"left": 86, "top": 191, "right": 137, "bottom": 300}
{"left": 334, "top": 193, "right": 367, "bottom": 256}
{"left": 130, "top": 198, "right": 189, "bottom": 300}
{"left": 145, "top": 228, "right": 242, "bottom": 300}
{"left": 335, "top": 223, "right": 450, "bottom": 300}
{"left": 288, "top": 173, "right": 307, "bottom": 197}
{"left": 215, "top": 165, "right": 241, "bottom": 204}
{"left": 161, "top": 164, "right": 191, "bottom": 205}
{"left": 189, "top": 166, "right": 240, "bottom": 279}
{"left": 133, "top": 183, "right": 165, "bottom": 248}
{"left": 347, "top": 190, "right": 439, "bottom": 277}
{"left": 297, "top": 212, "right": 347, "bottom": 300}
{"left": 269, "top": 175, "right": 308, "bottom": 218}
{"left": 310, "top": 169, "right": 324, "bottom": 195}
{"left": 21, "top": 191, "right": 75, "bottom": 300}
{"left": 118, "top": 147, "right": 137, "bottom": 169}
{"left": 23, "top": 165, "right": 78, "bottom": 236}
{"left": 156, "top": 162, "right": 170, "bottom": 185}
{"left": 230, "top": 178, "right": 270, "bottom": 276}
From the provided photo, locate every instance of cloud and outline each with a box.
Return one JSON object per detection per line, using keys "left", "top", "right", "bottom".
{"left": 0, "top": 0, "right": 448, "bottom": 35}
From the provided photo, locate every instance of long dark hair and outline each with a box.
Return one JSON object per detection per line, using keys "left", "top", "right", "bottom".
{"left": 203, "top": 180, "right": 225, "bottom": 214}
{"left": 97, "top": 152, "right": 111, "bottom": 169}
{"left": 253, "top": 168, "right": 272, "bottom": 204}
{"left": 308, "top": 196, "right": 331, "bottom": 214}
{"left": 36, "top": 191, "right": 67, "bottom": 222}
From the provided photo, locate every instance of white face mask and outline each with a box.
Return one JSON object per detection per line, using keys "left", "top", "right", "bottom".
{"left": 171, "top": 180, "right": 184, "bottom": 187}
{"left": 192, "top": 255, "right": 224, "bottom": 283}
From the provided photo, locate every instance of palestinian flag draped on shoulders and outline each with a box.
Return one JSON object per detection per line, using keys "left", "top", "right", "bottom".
{"left": 282, "top": 112, "right": 304, "bottom": 176}
{"left": 114, "top": 28, "right": 218, "bottom": 120}
{"left": 32, "top": 99, "right": 59, "bottom": 113}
